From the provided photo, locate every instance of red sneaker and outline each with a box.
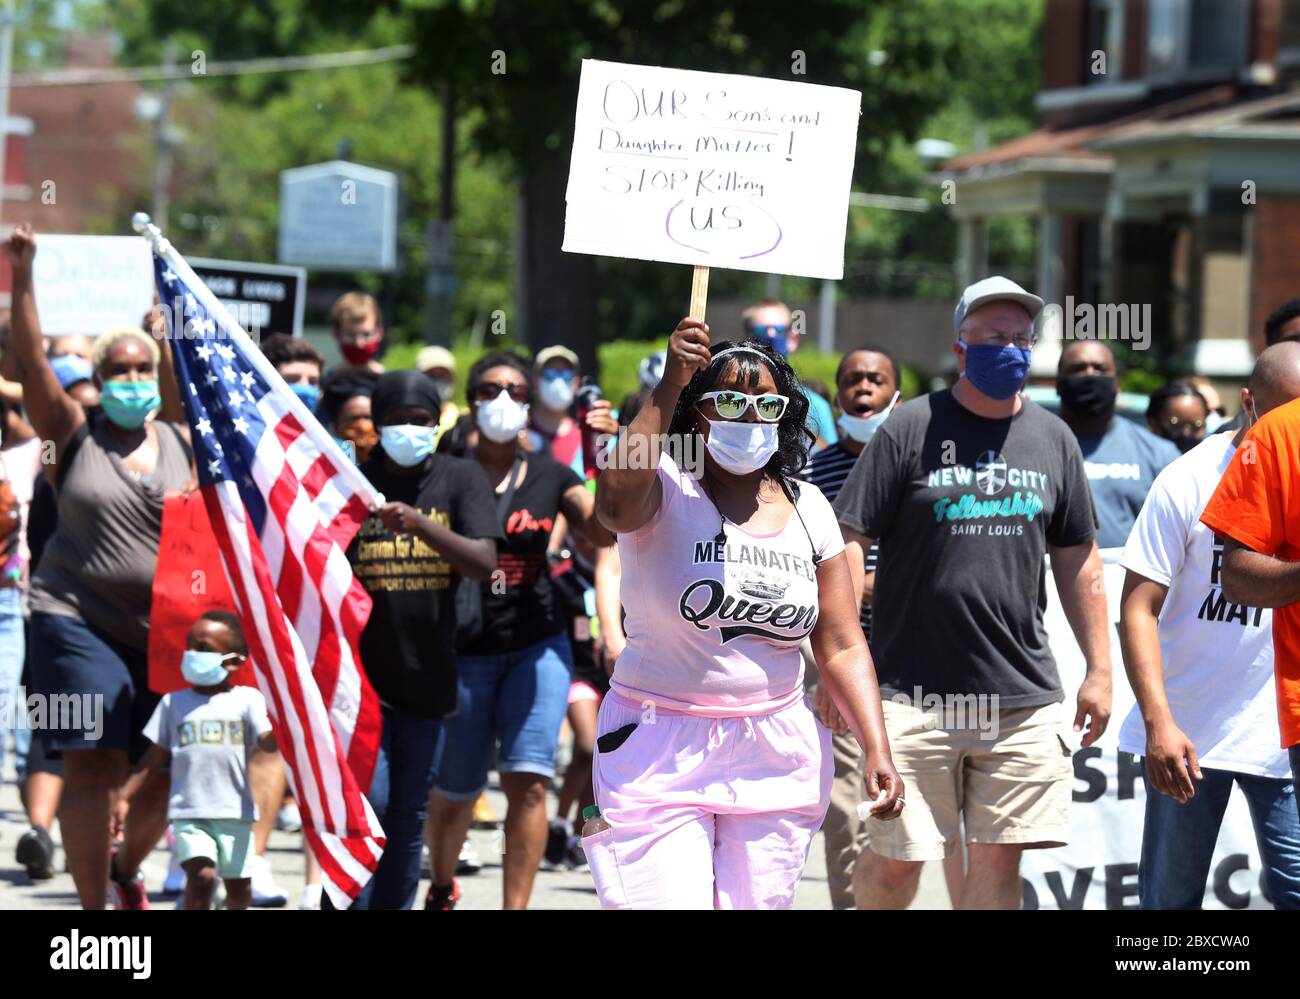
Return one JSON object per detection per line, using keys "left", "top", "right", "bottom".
{"left": 108, "top": 858, "right": 150, "bottom": 911}
{"left": 425, "top": 879, "right": 461, "bottom": 910}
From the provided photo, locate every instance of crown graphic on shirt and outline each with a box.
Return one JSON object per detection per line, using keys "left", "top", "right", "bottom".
{"left": 736, "top": 570, "right": 790, "bottom": 601}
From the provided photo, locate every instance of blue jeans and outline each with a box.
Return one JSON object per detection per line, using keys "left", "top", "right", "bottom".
{"left": 434, "top": 632, "right": 572, "bottom": 800}
{"left": 343, "top": 705, "right": 444, "bottom": 911}
{"left": 1140, "top": 766, "right": 1300, "bottom": 909}
{"left": 1291, "top": 746, "right": 1300, "bottom": 823}
{"left": 0, "top": 588, "right": 25, "bottom": 778}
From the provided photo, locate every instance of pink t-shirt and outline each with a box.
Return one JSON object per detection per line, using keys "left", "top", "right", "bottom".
{"left": 611, "top": 452, "right": 845, "bottom": 717}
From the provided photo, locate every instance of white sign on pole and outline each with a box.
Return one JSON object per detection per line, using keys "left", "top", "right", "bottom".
{"left": 32, "top": 235, "right": 155, "bottom": 336}
{"left": 1024, "top": 550, "right": 1268, "bottom": 910}
{"left": 278, "top": 160, "right": 399, "bottom": 273}
{"left": 563, "top": 60, "right": 861, "bottom": 280}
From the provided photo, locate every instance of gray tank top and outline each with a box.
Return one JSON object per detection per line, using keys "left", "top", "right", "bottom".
{"left": 29, "top": 415, "right": 193, "bottom": 652}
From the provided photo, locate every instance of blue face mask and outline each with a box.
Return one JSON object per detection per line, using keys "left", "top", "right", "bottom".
{"left": 290, "top": 382, "right": 321, "bottom": 412}
{"left": 958, "top": 341, "right": 1032, "bottom": 400}
{"left": 380, "top": 424, "right": 438, "bottom": 467}
{"left": 100, "top": 379, "right": 160, "bottom": 429}
{"left": 750, "top": 331, "right": 789, "bottom": 358}
{"left": 181, "top": 649, "right": 235, "bottom": 688}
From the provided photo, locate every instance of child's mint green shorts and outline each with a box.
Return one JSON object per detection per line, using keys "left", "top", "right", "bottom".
{"left": 173, "top": 818, "right": 254, "bottom": 880}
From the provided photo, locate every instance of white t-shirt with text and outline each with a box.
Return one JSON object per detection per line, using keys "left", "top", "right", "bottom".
{"left": 1118, "top": 433, "right": 1287, "bottom": 778}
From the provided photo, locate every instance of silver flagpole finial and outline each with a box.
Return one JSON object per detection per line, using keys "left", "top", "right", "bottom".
{"left": 131, "top": 212, "right": 171, "bottom": 256}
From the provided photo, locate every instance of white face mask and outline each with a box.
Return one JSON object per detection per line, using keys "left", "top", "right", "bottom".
{"left": 537, "top": 377, "right": 576, "bottom": 412}
{"left": 837, "top": 391, "right": 900, "bottom": 444}
{"left": 703, "top": 418, "right": 780, "bottom": 476}
{"left": 476, "top": 390, "right": 530, "bottom": 444}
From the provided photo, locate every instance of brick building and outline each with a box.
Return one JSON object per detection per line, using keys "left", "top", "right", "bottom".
{"left": 940, "top": 0, "right": 1300, "bottom": 379}
{"left": 1, "top": 34, "right": 151, "bottom": 301}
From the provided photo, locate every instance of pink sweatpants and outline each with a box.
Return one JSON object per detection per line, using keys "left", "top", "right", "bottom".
{"left": 586, "top": 690, "right": 833, "bottom": 909}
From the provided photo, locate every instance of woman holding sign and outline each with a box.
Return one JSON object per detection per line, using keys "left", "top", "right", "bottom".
{"left": 591, "top": 319, "right": 903, "bottom": 909}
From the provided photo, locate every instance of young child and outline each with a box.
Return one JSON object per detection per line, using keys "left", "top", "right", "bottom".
{"left": 122, "top": 610, "right": 275, "bottom": 910}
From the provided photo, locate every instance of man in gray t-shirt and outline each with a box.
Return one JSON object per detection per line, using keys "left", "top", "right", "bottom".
{"left": 832, "top": 276, "right": 1113, "bottom": 911}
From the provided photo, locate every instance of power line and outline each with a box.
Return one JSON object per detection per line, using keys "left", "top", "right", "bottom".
{"left": 10, "top": 43, "right": 415, "bottom": 88}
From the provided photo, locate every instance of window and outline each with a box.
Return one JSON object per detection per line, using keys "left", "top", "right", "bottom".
{"left": 1085, "top": 0, "right": 1125, "bottom": 84}
{"left": 1189, "top": 0, "right": 1246, "bottom": 69}
{"left": 1147, "top": 0, "right": 1248, "bottom": 81}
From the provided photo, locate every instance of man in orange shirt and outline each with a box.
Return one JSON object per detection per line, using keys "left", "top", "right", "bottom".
{"left": 1202, "top": 354, "right": 1300, "bottom": 798}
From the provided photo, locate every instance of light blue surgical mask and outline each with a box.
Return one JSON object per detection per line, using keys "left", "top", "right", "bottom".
{"left": 380, "top": 424, "right": 439, "bottom": 467}
{"left": 181, "top": 649, "right": 235, "bottom": 688}
{"left": 100, "top": 379, "right": 160, "bottom": 429}
{"left": 837, "top": 391, "right": 900, "bottom": 445}
{"left": 290, "top": 382, "right": 321, "bottom": 412}
{"left": 704, "top": 418, "right": 779, "bottom": 475}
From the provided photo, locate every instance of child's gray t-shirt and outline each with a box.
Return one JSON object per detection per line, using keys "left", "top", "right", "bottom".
{"left": 143, "top": 686, "right": 272, "bottom": 821}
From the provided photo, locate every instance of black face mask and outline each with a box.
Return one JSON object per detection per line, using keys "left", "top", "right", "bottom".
{"left": 1058, "top": 374, "right": 1118, "bottom": 419}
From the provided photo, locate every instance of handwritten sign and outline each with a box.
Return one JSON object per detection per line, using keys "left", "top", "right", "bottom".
{"left": 33, "top": 235, "right": 156, "bottom": 336}
{"left": 147, "top": 492, "right": 254, "bottom": 694}
{"left": 563, "top": 60, "right": 861, "bottom": 280}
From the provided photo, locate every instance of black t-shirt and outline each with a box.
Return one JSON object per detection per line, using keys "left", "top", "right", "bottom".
{"left": 832, "top": 390, "right": 1096, "bottom": 706}
{"left": 462, "top": 453, "right": 585, "bottom": 656}
{"left": 349, "top": 453, "right": 503, "bottom": 718}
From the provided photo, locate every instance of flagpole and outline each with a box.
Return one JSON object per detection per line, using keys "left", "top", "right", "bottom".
{"left": 132, "top": 212, "right": 386, "bottom": 509}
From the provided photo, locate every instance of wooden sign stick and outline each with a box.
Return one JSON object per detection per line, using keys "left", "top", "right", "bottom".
{"left": 689, "top": 264, "right": 710, "bottom": 322}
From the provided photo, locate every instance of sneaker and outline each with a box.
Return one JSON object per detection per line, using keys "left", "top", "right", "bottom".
{"left": 250, "top": 854, "right": 289, "bottom": 907}
{"left": 162, "top": 866, "right": 185, "bottom": 896}
{"left": 161, "top": 825, "right": 184, "bottom": 896}
{"left": 15, "top": 825, "right": 55, "bottom": 881}
{"left": 457, "top": 838, "right": 483, "bottom": 876}
{"left": 276, "top": 803, "right": 303, "bottom": 833}
{"left": 542, "top": 819, "right": 569, "bottom": 870}
{"left": 108, "top": 857, "right": 150, "bottom": 911}
{"left": 299, "top": 883, "right": 323, "bottom": 910}
{"left": 424, "top": 878, "right": 461, "bottom": 910}
{"left": 471, "top": 793, "right": 499, "bottom": 829}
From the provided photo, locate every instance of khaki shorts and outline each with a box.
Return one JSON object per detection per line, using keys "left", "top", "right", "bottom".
{"left": 867, "top": 699, "right": 1072, "bottom": 862}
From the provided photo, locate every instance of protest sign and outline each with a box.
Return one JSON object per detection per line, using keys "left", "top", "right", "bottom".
{"left": 190, "top": 257, "right": 307, "bottom": 339}
{"left": 563, "top": 60, "right": 861, "bottom": 287}
{"left": 32, "top": 235, "right": 155, "bottom": 336}
{"left": 1026, "top": 550, "right": 1267, "bottom": 909}
{"left": 147, "top": 492, "right": 253, "bottom": 695}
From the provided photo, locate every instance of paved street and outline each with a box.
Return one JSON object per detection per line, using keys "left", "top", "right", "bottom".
{"left": 0, "top": 756, "right": 950, "bottom": 910}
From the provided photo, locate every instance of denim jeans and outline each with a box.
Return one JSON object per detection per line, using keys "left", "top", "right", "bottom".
{"left": 340, "top": 705, "right": 444, "bottom": 911}
{"left": 0, "top": 587, "right": 25, "bottom": 779}
{"left": 1139, "top": 766, "right": 1300, "bottom": 909}
{"left": 1291, "top": 746, "right": 1300, "bottom": 823}
{"left": 434, "top": 631, "right": 572, "bottom": 799}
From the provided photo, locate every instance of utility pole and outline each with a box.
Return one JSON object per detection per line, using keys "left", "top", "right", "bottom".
{"left": 0, "top": 1, "right": 16, "bottom": 227}
{"left": 424, "top": 76, "right": 456, "bottom": 346}
{"left": 150, "top": 39, "right": 178, "bottom": 230}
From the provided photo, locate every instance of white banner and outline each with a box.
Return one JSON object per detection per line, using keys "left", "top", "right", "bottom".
{"left": 33, "top": 235, "right": 155, "bottom": 336}
{"left": 1024, "top": 549, "right": 1270, "bottom": 909}
{"left": 563, "top": 60, "right": 861, "bottom": 280}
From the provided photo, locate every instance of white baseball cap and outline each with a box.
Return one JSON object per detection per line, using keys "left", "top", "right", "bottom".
{"left": 416, "top": 345, "right": 456, "bottom": 374}
{"left": 953, "top": 276, "right": 1044, "bottom": 337}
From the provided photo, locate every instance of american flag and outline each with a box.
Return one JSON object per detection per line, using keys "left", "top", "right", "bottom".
{"left": 153, "top": 253, "right": 386, "bottom": 908}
